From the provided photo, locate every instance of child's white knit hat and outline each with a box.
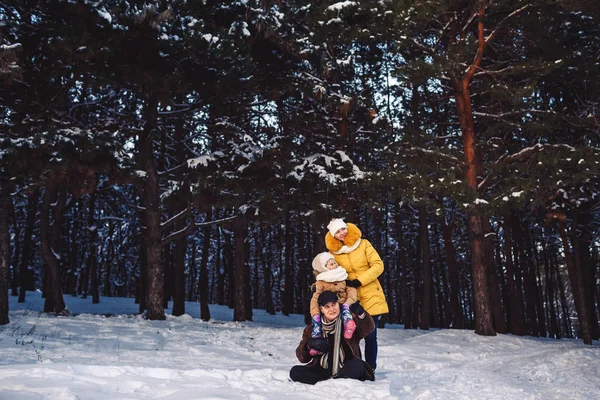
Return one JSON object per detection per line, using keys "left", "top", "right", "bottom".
{"left": 312, "top": 252, "right": 335, "bottom": 273}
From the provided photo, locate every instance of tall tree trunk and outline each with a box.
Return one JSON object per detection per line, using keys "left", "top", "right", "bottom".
{"left": 373, "top": 206, "right": 388, "bottom": 328}
{"left": 412, "top": 212, "right": 422, "bottom": 328}
{"left": 463, "top": 275, "right": 475, "bottom": 329}
{"left": 169, "top": 188, "right": 189, "bottom": 316}
{"left": 418, "top": 205, "right": 431, "bottom": 330}
{"left": 9, "top": 193, "right": 19, "bottom": 297}
{"left": 18, "top": 187, "right": 39, "bottom": 302}
{"left": 458, "top": 289, "right": 469, "bottom": 329}
{"left": 593, "top": 250, "right": 600, "bottom": 337}
{"left": 233, "top": 216, "right": 248, "bottom": 321}
{"left": 450, "top": 3, "right": 496, "bottom": 336}
{"left": 65, "top": 200, "right": 80, "bottom": 296}
{"left": 529, "top": 229, "right": 548, "bottom": 337}
{"left": 549, "top": 213, "right": 592, "bottom": 344}
{"left": 542, "top": 236, "right": 560, "bottom": 338}
{"left": 225, "top": 230, "right": 234, "bottom": 307}
{"left": 199, "top": 209, "right": 212, "bottom": 321}
{"left": 502, "top": 212, "right": 525, "bottom": 335}
{"left": 595, "top": 250, "right": 600, "bottom": 329}
{"left": 139, "top": 98, "right": 165, "bottom": 320}
{"left": 82, "top": 193, "right": 97, "bottom": 300}
{"left": 510, "top": 224, "right": 527, "bottom": 331}
{"left": 40, "top": 186, "right": 67, "bottom": 314}
{"left": 552, "top": 253, "right": 573, "bottom": 337}
{"left": 103, "top": 234, "right": 113, "bottom": 297}
{"left": 252, "top": 227, "right": 260, "bottom": 309}
{"left": 382, "top": 204, "right": 392, "bottom": 324}
{"left": 136, "top": 233, "right": 147, "bottom": 311}
{"left": 495, "top": 239, "right": 510, "bottom": 330}
{"left": 162, "top": 249, "right": 172, "bottom": 309}
{"left": 454, "top": 80, "right": 494, "bottom": 335}
{"left": 172, "top": 225, "right": 186, "bottom": 316}
{"left": 0, "top": 179, "right": 11, "bottom": 325}
{"left": 296, "top": 222, "right": 307, "bottom": 315}
{"left": 187, "top": 243, "right": 196, "bottom": 302}
{"left": 482, "top": 218, "right": 506, "bottom": 334}
{"left": 90, "top": 251, "right": 100, "bottom": 304}
{"left": 256, "top": 225, "right": 274, "bottom": 315}
{"left": 433, "top": 223, "right": 448, "bottom": 328}
{"left": 394, "top": 202, "right": 410, "bottom": 328}
{"left": 215, "top": 212, "right": 224, "bottom": 305}
{"left": 243, "top": 221, "right": 252, "bottom": 321}
{"left": 269, "top": 224, "right": 278, "bottom": 315}
{"left": 440, "top": 204, "right": 464, "bottom": 329}
{"left": 513, "top": 217, "right": 539, "bottom": 336}
{"left": 282, "top": 210, "right": 294, "bottom": 316}
{"left": 428, "top": 221, "right": 440, "bottom": 329}
{"left": 573, "top": 210, "right": 599, "bottom": 339}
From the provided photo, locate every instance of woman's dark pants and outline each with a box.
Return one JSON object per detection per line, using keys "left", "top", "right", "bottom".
{"left": 289, "top": 358, "right": 366, "bottom": 385}
{"left": 365, "top": 315, "right": 379, "bottom": 371}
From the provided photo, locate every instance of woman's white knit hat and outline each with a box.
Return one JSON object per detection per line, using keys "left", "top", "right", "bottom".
{"left": 312, "top": 252, "right": 335, "bottom": 273}
{"left": 327, "top": 218, "right": 347, "bottom": 237}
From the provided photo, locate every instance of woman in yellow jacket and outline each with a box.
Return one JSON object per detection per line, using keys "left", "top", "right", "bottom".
{"left": 325, "top": 218, "right": 389, "bottom": 372}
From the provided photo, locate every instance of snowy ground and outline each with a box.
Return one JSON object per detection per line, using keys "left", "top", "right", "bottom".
{"left": 0, "top": 292, "right": 599, "bottom": 399}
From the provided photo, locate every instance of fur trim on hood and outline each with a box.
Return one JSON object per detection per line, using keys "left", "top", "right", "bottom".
{"left": 325, "top": 223, "right": 362, "bottom": 253}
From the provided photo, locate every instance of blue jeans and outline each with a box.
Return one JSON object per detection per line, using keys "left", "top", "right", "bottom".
{"left": 365, "top": 315, "right": 379, "bottom": 371}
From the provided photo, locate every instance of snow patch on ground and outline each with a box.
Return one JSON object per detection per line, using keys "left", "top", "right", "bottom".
{"left": 1, "top": 292, "right": 598, "bottom": 399}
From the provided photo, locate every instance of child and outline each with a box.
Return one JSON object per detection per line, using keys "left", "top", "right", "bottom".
{"left": 309, "top": 252, "right": 358, "bottom": 356}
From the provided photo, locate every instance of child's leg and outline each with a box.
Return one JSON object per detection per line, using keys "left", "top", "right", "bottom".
{"left": 311, "top": 314, "right": 322, "bottom": 337}
{"left": 310, "top": 314, "right": 323, "bottom": 356}
{"left": 341, "top": 304, "right": 356, "bottom": 339}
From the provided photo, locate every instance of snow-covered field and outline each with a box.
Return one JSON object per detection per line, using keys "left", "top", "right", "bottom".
{"left": 1, "top": 292, "right": 598, "bottom": 399}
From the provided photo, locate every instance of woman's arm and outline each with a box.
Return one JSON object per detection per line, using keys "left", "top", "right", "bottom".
{"left": 354, "top": 240, "right": 384, "bottom": 285}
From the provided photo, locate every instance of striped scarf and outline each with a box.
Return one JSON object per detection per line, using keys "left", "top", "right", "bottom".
{"left": 319, "top": 317, "right": 345, "bottom": 376}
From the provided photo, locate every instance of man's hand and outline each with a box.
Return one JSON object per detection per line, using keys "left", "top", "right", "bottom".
{"left": 350, "top": 301, "right": 365, "bottom": 316}
{"left": 307, "top": 337, "right": 330, "bottom": 353}
{"left": 345, "top": 279, "right": 361, "bottom": 288}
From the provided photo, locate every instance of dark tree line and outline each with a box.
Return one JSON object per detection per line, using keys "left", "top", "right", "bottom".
{"left": 1, "top": 1, "right": 599, "bottom": 344}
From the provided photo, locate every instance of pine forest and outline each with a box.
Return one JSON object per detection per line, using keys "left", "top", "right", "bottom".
{"left": 1, "top": 0, "right": 599, "bottom": 346}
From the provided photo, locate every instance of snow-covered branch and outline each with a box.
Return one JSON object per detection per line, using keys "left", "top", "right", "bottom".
{"left": 326, "top": 2, "right": 357, "bottom": 12}
{"left": 473, "top": 65, "right": 518, "bottom": 77}
{"left": 160, "top": 222, "right": 194, "bottom": 247}
{"left": 157, "top": 163, "right": 186, "bottom": 176}
{"left": 160, "top": 215, "right": 237, "bottom": 247}
{"left": 406, "top": 146, "right": 464, "bottom": 166}
{"left": 461, "top": 11, "right": 478, "bottom": 34}
{"left": 478, "top": 143, "right": 575, "bottom": 192}
{"left": 473, "top": 109, "right": 556, "bottom": 128}
{"left": 98, "top": 216, "right": 130, "bottom": 222}
{"left": 474, "top": 110, "right": 556, "bottom": 118}
{"left": 434, "top": 14, "right": 458, "bottom": 53}
{"left": 160, "top": 207, "right": 191, "bottom": 230}
{"left": 485, "top": 4, "right": 531, "bottom": 45}
{"left": 478, "top": 144, "right": 543, "bottom": 191}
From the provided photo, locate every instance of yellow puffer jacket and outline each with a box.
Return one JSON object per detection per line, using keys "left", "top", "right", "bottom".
{"left": 325, "top": 223, "right": 389, "bottom": 316}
